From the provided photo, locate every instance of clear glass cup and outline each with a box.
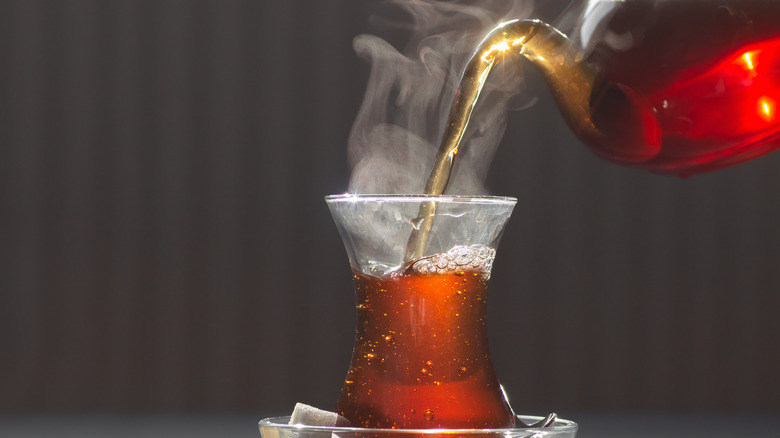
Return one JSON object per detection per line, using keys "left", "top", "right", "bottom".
{"left": 325, "top": 195, "right": 519, "bottom": 429}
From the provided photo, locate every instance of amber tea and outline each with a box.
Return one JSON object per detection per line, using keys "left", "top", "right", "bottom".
{"left": 337, "top": 246, "right": 515, "bottom": 429}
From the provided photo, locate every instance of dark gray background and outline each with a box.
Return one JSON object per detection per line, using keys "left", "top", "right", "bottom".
{"left": 1, "top": 0, "right": 779, "bottom": 417}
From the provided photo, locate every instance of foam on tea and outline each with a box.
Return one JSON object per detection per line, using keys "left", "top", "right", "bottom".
{"left": 409, "top": 244, "right": 496, "bottom": 278}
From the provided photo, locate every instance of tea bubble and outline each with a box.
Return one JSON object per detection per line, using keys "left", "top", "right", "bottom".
{"left": 411, "top": 244, "right": 495, "bottom": 276}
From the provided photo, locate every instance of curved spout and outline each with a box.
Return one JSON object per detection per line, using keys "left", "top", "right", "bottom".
{"left": 482, "top": 19, "right": 602, "bottom": 162}
{"left": 426, "top": 19, "right": 662, "bottom": 198}
{"left": 406, "top": 19, "right": 661, "bottom": 261}
{"left": 504, "top": 20, "right": 661, "bottom": 165}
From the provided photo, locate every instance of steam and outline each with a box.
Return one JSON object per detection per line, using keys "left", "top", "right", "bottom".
{"left": 348, "top": 0, "right": 535, "bottom": 195}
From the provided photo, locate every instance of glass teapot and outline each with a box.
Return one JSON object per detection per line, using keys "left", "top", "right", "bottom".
{"left": 437, "top": 0, "right": 780, "bottom": 179}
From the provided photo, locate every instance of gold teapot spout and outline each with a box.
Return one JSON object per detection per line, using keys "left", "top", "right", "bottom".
{"left": 409, "top": 17, "right": 667, "bottom": 259}
{"left": 408, "top": 19, "right": 661, "bottom": 260}
{"left": 426, "top": 19, "right": 660, "bottom": 200}
{"left": 472, "top": 19, "right": 661, "bottom": 165}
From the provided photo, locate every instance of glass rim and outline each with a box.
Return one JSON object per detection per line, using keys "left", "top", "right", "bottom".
{"left": 325, "top": 194, "right": 517, "bottom": 205}
{"left": 259, "top": 415, "right": 577, "bottom": 434}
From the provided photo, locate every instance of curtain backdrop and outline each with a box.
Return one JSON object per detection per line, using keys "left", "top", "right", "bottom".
{"left": 1, "top": 0, "right": 779, "bottom": 414}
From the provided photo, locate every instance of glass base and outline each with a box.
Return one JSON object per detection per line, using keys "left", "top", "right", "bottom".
{"left": 259, "top": 415, "right": 577, "bottom": 438}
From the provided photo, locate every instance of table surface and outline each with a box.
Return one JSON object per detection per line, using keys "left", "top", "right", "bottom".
{"left": 1, "top": 413, "right": 778, "bottom": 438}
